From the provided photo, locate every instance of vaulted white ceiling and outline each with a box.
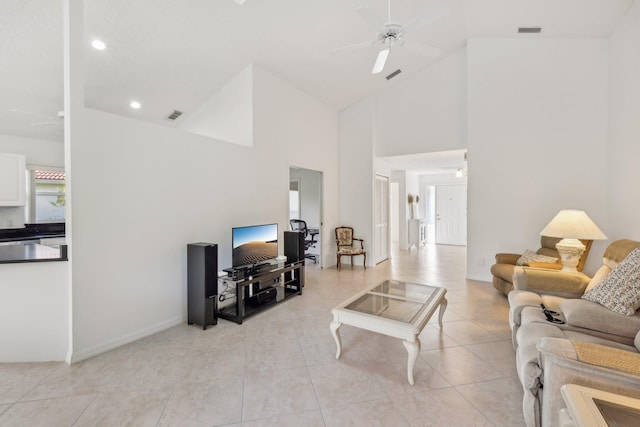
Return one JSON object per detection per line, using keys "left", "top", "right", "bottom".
{"left": 0, "top": 0, "right": 634, "bottom": 147}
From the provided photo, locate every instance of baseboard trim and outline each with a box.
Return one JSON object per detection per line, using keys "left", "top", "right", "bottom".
{"left": 68, "top": 314, "right": 186, "bottom": 364}
{"left": 466, "top": 274, "right": 492, "bottom": 283}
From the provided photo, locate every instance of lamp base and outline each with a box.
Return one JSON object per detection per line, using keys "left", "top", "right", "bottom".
{"left": 556, "top": 238, "right": 585, "bottom": 273}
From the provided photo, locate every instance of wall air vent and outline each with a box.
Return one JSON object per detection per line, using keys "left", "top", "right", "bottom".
{"left": 518, "top": 27, "right": 541, "bottom": 34}
{"left": 386, "top": 69, "right": 402, "bottom": 80}
{"left": 167, "top": 110, "right": 183, "bottom": 120}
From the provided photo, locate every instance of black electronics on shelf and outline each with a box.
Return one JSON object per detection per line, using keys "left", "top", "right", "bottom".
{"left": 187, "top": 243, "right": 218, "bottom": 329}
{"left": 217, "top": 260, "right": 304, "bottom": 324}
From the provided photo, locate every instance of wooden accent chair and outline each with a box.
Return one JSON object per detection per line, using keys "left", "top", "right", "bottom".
{"left": 335, "top": 226, "right": 366, "bottom": 271}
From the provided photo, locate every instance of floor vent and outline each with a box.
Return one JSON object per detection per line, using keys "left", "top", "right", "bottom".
{"left": 167, "top": 110, "right": 183, "bottom": 120}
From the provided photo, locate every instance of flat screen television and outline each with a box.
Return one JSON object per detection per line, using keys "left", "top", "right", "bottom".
{"left": 232, "top": 223, "right": 278, "bottom": 268}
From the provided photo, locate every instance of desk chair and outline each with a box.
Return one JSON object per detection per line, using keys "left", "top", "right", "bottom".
{"left": 289, "top": 219, "right": 318, "bottom": 263}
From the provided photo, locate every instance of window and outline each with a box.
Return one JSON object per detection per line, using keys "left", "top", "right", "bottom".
{"left": 25, "top": 169, "right": 66, "bottom": 223}
{"left": 289, "top": 179, "right": 300, "bottom": 220}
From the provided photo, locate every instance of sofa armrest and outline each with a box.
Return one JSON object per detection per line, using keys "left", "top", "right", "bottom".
{"left": 535, "top": 337, "right": 640, "bottom": 427}
{"left": 560, "top": 298, "right": 640, "bottom": 340}
{"left": 495, "top": 253, "right": 520, "bottom": 265}
{"left": 512, "top": 267, "right": 590, "bottom": 298}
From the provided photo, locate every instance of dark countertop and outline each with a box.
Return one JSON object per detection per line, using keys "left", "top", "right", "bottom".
{"left": 0, "top": 243, "right": 68, "bottom": 264}
{"left": 0, "top": 223, "right": 65, "bottom": 243}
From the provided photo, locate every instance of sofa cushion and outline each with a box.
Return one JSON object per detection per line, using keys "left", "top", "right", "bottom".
{"left": 516, "top": 249, "right": 559, "bottom": 266}
{"left": 582, "top": 247, "right": 640, "bottom": 315}
{"left": 584, "top": 264, "right": 612, "bottom": 293}
{"left": 561, "top": 298, "right": 640, "bottom": 339}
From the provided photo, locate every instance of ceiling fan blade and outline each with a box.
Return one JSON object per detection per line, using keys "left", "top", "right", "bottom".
{"left": 372, "top": 48, "right": 390, "bottom": 74}
{"left": 329, "top": 40, "right": 375, "bottom": 54}
{"left": 9, "top": 108, "right": 54, "bottom": 120}
{"left": 400, "top": 40, "right": 442, "bottom": 58}
{"left": 401, "top": 7, "right": 451, "bottom": 34}
{"left": 356, "top": 7, "right": 385, "bottom": 30}
{"left": 30, "top": 121, "right": 59, "bottom": 126}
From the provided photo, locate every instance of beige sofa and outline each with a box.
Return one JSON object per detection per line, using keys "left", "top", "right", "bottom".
{"left": 491, "top": 236, "right": 592, "bottom": 296}
{"left": 509, "top": 239, "right": 640, "bottom": 426}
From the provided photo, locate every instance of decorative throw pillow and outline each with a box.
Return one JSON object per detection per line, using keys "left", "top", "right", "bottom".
{"left": 516, "top": 249, "right": 559, "bottom": 266}
{"left": 584, "top": 265, "right": 612, "bottom": 293}
{"left": 582, "top": 247, "right": 640, "bottom": 316}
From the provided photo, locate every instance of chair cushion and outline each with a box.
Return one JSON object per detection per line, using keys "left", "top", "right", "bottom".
{"left": 338, "top": 248, "right": 365, "bottom": 255}
{"left": 336, "top": 228, "right": 353, "bottom": 245}
{"left": 516, "top": 250, "right": 559, "bottom": 266}
{"left": 582, "top": 247, "right": 640, "bottom": 315}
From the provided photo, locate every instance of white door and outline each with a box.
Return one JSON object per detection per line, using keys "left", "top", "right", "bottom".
{"left": 435, "top": 184, "right": 467, "bottom": 246}
{"left": 374, "top": 174, "right": 390, "bottom": 263}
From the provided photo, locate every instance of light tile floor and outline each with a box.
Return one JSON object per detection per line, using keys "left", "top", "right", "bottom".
{"left": 0, "top": 244, "right": 525, "bottom": 426}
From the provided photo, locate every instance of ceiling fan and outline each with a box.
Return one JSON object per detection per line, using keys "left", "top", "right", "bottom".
{"left": 333, "top": 0, "right": 450, "bottom": 74}
{"left": 9, "top": 108, "right": 64, "bottom": 127}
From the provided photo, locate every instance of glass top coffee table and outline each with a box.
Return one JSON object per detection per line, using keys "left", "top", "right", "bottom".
{"left": 330, "top": 279, "right": 447, "bottom": 385}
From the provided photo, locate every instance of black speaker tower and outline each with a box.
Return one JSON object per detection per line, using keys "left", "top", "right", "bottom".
{"left": 284, "top": 230, "right": 305, "bottom": 263}
{"left": 187, "top": 243, "right": 218, "bottom": 329}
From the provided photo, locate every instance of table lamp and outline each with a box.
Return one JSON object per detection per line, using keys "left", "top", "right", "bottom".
{"left": 539, "top": 209, "right": 607, "bottom": 273}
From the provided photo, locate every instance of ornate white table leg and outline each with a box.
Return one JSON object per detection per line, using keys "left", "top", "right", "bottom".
{"left": 330, "top": 320, "right": 342, "bottom": 359}
{"left": 438, "top": 297, "right": 448, "bottom": 328}
{"left": 403, "top": 338, "right": 421, "bottom": 385}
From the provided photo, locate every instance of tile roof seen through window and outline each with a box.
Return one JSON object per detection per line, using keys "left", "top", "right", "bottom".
{"left": 35, "top": 171, "right": 65, "bottom": 181}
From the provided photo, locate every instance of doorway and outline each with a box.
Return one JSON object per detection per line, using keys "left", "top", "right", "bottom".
{"left": 435, "top": 184, "right": 467, "bottom": 246}
{"left": 374, "top": 174, "right": 390, "bottom": 264}
{"left": 289, "top": 167, "right": 323, "bottom": 265}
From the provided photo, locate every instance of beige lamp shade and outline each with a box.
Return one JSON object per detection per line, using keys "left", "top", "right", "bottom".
{"left": 540, "top": 210, "right": 607, "bottom": 240}
{"left": 540, "top": 210, "right": 606, "bottom": 273}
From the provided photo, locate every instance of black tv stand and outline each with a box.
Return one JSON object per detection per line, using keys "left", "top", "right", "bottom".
{"left": 217, "top": 260, "right": 304, "bottom": 324}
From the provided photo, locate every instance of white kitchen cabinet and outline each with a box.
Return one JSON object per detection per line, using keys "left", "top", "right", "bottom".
{"left": 0, "top": 153, "right": 26, "bottom": 206}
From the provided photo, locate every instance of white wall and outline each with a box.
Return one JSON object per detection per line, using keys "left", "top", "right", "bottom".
{"left": 68, "top": 72, "right": 338, "bottom": 361}
{"left": 467, "top": 38, "right": 609, "bottom": 281}
{"left": 178, "top": 65, "right": 253, "bottom": 146}
{"left": 65, "top": 3, "right": 338, "bottom": 362}
{"left": 375, "top": 50, "right": 467, "bottom": 156}
{"left": 608, "top": 1, "right": 640, "bottom": 241}
{"left": 338, "top": 98, "right": 374, "bottom": 266}
{"left": 0, "top": 261, "right": 69, "bottom": 361}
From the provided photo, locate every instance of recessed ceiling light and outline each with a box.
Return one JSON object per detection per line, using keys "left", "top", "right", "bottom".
{"left": 91, "top": 39, "right": 106, "bottom": 50}
{"left": 130, "top": 101, "right": 141, "bottom": 109}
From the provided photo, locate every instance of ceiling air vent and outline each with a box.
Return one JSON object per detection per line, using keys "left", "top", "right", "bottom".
{"left": 167, "top": 110, "right": 183, "bottom": 120}
{"left": 386, "top": 69, "right": 402, "bottom": 80}
{"left": 518, "top": 27, "right": 541, "bottom": 34}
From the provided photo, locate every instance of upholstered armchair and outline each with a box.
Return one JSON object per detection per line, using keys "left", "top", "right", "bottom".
{"left": 491, "top": 236, "right": 592, "bottom": 296}
{"left": 335, "top": 226, "right": 366, "bottom": 271}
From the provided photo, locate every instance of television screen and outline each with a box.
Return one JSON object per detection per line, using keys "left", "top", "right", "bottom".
{"left": 232, "top": 223, "right": 278, "bottom": 268}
